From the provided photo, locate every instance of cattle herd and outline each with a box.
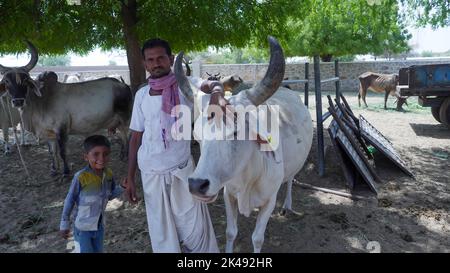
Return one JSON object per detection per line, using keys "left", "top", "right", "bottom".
{"left": 0, "top": 38, "right": 414, "bottom": 252}
{"left": 0, "top": 41, "right": 132, "bottom": 176}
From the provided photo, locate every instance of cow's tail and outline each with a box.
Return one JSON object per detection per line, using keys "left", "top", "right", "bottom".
{"left": 110, "top": 81, "right": 133, "bottom": 160}
{"left": 113, "top": 82, "right": 133, "bottom": 122}
{"left": 125, "top": 84, "right": 134, "bottom": 118}
{"left": 357, "top": 82, "right": 362, "bottom": 107}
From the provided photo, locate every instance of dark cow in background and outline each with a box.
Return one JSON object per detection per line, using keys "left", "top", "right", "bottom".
{"left": 221, "top": 74, "right": 244, "bottom": 94}
{"left": 0, "top": 41, "right": 133, "bottom": 176}
{"left": 358, "top": 72, "right": 407, "bottom": 111}
{"left": 206, "top": 72, "right": 222, "bottom": 80}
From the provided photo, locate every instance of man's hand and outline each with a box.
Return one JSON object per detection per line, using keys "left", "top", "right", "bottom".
{"left": 122, "top": 177, "right": 138, "bottom": 204}
{"left": 60, "top": 229, "right": 70, "bottom": 239}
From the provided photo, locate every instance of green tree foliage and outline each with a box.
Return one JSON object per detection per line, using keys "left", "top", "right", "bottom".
{"left": 37, "top": 54, "right": 71, "bottom": 66}
{"left": 0, "top": 0, "right": 298, "bottom": 91}
{"left": 285, "top": 0, "right": 411, "bottom": 61}
{"left": 402, "top": 0, "right": 450, "bottom": 27}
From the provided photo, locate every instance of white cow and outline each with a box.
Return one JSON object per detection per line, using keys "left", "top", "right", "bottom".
{"left": 175, "top": 37, "right": 313, "bottom": 253}
{"left": 0, "top": 95, "right": 24, "bottom": 154}
{"left": 63, "top": 73, "right": 81, "bottom": 83}
{"left": 81, "top": 75, "right": 98, "bottom": 81}
{"left": 107, "top": 74, "right": 123, "bottom": 81}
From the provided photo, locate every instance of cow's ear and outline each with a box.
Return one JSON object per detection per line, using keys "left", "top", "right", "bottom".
{"left": 26, "top": 78, "right": 42, "bottom": 97}
{"left": 37, "top": 71, "right": 57, "bottom": 84}
{"left": 232, "top": 76, "right": 243, "bottom": 83}
{"left": 33, "top": 86, "right": 42, "bottom": 97}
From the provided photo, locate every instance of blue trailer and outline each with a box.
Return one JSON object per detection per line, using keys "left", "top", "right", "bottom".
{"left": 397, "top": 63, "right": 450, "bottom": 128}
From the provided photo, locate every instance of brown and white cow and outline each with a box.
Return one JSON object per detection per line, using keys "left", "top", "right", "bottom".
{"left": 358, "top": 72, "right": 407, "bottom": 110}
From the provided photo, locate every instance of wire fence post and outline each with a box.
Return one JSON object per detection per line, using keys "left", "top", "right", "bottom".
{"left": 335, "top": 59, "right": 340, "bottom": 104}
{"left": 304, "top": 62, "right": 309, "bottom": 107}
{"left": 314, "top": 55, "right": 325, "bottom": 176}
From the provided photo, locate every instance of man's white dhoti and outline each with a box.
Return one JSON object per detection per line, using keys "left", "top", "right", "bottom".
{"left": 141, "top": 157, "right": 219, "bottom": 253}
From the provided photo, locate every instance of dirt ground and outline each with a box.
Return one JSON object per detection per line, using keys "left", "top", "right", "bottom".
{"left": 0, "top": 92, "right": 449, "bottom": 253}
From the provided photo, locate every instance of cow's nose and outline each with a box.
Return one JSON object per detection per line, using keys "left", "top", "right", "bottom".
{"left": 11, "top": 99, "right": 25, "bottom": 108}
{"left": 188, "top": 178, "right": 210, "bottom": 195}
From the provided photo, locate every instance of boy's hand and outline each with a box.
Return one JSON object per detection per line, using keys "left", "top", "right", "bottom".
{"left": 60, "top": 230, "right": 70, "bottom": 239}
{"left": 122, "top": 177, "right": 138, "bottom": 204}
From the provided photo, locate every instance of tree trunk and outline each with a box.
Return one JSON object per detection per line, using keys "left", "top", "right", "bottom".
{"left": 121, "top": 0, "right": 145, "bottom": 94}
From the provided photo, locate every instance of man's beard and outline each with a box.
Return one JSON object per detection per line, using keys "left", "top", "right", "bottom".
{"left": 150, "top": 68, "right": 171, "bottom": 79}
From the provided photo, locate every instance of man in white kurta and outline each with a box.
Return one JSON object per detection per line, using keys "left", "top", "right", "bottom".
{"left": 125, "top": 38, "right": 221, "bottom": 253}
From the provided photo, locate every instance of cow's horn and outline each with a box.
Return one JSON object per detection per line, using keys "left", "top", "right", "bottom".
{"left": 0, "top": 64, "right": 7, "bottom": 74}
{"left": 0, "top": 62, "right": 10, "bottom": 74}
{"left": 244, "top": 36, "right": 285, "bottom": 106}
{"left": 21, "top": 40, "right": 39, "bottom": 72}
{"left": 0, "top": 41, "right": 38, "bottom": 73}
{"left": 174, "top": 51, "right": 194, "bottom": 103}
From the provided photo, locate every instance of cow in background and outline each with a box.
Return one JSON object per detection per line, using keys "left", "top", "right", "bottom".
{"left": 0, "top": 41, "right": 133, "bottom": 176}
{"left": 183, "top": 57, "right": 192, "bottom": 76}
{"left": 221, "top": 74, "right": 244, "bottom": 93}
{"left": 63, "top": 73, "right": 81, "bottom": 83}
{"left": 81, "top": 75, "right": 98, "bottom": 81}
{"left": 358, "top": 72, "right": 407, "bottom": 111}
{"left": 0, "top": 95, "right": 25, "bottom": 154}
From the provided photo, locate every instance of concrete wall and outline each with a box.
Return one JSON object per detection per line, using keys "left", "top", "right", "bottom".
{"left": 28, "top": 66, "right": 131, "bottom": 84}
{"left": 197, "top": 58, "right": 450, "bottom": 92}
{"left": 21, "top": 58, "right": 450, "bottom": 93}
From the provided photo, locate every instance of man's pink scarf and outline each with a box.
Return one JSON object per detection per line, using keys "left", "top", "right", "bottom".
{"left": 148, "top": 72, "right": 180, "bottom": 149}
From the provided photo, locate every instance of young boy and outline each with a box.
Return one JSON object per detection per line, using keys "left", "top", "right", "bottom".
{"left": 60, "top": 135, "right": 124, "bottom": 253}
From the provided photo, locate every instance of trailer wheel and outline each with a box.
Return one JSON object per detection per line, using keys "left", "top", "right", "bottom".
{"left": 439, "top": 97, "right": 450, "bottom": 128}
{"left": 431, "top": 106, "right": 441, "bottom": 123}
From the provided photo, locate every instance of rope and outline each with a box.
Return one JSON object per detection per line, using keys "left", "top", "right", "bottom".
{"left": 5, "top": 101, "right": 34, "bottom": 184}
{"left": 293, "top": 178, "right": 369, "bottom": 201}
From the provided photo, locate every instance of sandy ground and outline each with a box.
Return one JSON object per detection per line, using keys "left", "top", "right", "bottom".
{"left": 0, "top": 92, "right": 449, "bottom": 253}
